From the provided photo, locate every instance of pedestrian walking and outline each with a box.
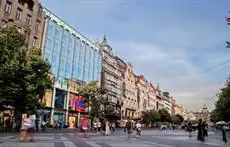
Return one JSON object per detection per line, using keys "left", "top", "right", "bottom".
{"left": 126, "top": 118, "right": 133, "bottom": 139}
{"left": 97, "top": 121, "right": 101, "bottom": 133}
{"left": 205, "top": 123, "right": 208, "bottom": 137}
{"left": 197, "top": 119, "right": 204, "bottom": 142}
{"left": 201, "top": 121, "right": 206, "bottom": 141}
{"left": 101, "top": 119, "right": 106, "bottom": 135}
{"left": 222, "top": 125, "right": 228, "bottom": 143}
{"left": 111, "top": 122, "right": 115, "bottom": 133}
{"left": 19, "top": 114, "right": 31, "bottom": 142}
{"left": 135, "top": 121, "right": 141, "bottom": 137}
{"left": 41, "top": 121, "right": 47, "bottom": 132}
{"left": 81, "top": 117, "right": 89, "bottom": 138}
{"left": 105, "top": 120, "right": 111, "bottom": 136}
{"left": 188, "top": 122, "right": 192, "bottom": 137}
{"left": 27, "top": 113, "right": 36, "bottom": 142}
{"left": 93, "top": 121, "right": 98, "bottom": 133}
{"left": 58, "top": 120, "right": 62, "bottom": 129}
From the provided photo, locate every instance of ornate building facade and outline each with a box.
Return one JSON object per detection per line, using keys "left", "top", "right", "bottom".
{"left": 146, "top": 83, "right": 157, "bottom": 111}
{"left": 136, "top": 75, "right": 148, "bottom": 117}
{"left": 0, "top": 0, "right": 45, "bottom": 48}
{"left": 99, "top": 36, "right": 123, "bottom": 119}
{"left": 121, "top": 62, "right": 138, "bottom": 118}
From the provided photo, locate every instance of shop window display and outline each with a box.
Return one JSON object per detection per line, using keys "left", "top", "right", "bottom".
{"left": 54, "top": 89, "right": 66, "bottom": 109}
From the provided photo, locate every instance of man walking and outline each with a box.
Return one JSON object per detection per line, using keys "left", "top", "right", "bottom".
{"left": 126, "top": 118, "right": 133, "bottom": 139}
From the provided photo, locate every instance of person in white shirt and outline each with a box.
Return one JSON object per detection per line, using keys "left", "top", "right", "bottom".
{"left": 97, "top": 121, "right": 101, "bottom": 132}
{"left": 27, "top": 114, "right": 36, "bottom": 142}
{"left": 93, "top": 121, "right": 98, "bottom": 133}
{"left": 135, "top": 121, "right": 141, "bottom": 136}
{"left": 20, "top": 114, "right": 31, "bottom": 142}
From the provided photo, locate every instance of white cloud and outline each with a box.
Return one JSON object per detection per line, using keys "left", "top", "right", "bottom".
{"left": 110, "top": 40, "right": 222, "bottom": 111}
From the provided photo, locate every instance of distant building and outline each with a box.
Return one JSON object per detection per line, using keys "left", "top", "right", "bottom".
{"left": 184, "top": 110, "right": 196, "bottom": 121}
{"left": 135, "top": 75, "right": 148, "bottom": 117}
{"left": 194, "top": 104, "right": 210, "bottom": 121}
{"left": 155, "top": 84, "right": 164, "bottom": 110}
{"left": 163, "top": 91, "right": 171, "bottom": 114}
{"left": 0, "top": 0, "right": 45, "bottom": 48}
{"left": 175, "top": 104, "right": 185, "bottom": 117}
{"left": 147, "top": 83, "right": 157, "bottom": 111}
{"left": 170, "top": 96, "right": 175, "bottom": 115}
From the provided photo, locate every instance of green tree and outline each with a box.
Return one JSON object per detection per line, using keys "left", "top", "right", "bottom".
{"left": 213, "top": 75, "right": 230, "bottom": 122}
{"left": 171, "top": 115, "right": 180, "bottom": 124}
{"left": 77, "top": 81, "right": 106, "bottom": 120}
{"left": 158, "top": 108, "right": 171, "bottom": 122}
{"left": 142, "top": 109, "right": 160, "bottom": 125}
{"left": 175, "top": 114, "right": 184, "bottom": 124}
{"left": 142, "top": 111, "right": 151, "bottom": 125}
{"left": 150, "top": 109, "right": 160, "bottom": 122}
{"left": 210, "top": 110, "right": 219, "bottom": 123}
{"left": 0, "top": 27, "right": 52, "bottom": 114}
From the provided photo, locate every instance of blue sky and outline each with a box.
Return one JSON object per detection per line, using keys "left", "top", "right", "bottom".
{"left": 40, "top": 0, "right": 230, "bottom": 111}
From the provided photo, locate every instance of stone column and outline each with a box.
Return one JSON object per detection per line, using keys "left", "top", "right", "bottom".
{"left": 50, "top": 87, "right": 56, "bottom": 126}
{"left": 65, "top": 91, "right": 70, "bottom": 125}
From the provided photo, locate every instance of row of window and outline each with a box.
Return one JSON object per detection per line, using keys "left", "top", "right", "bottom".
{"left": 4, "top": 1, "right": 41, "bottom": 30}
{"left": 44, "top": 20, "right": 101, "bottom": 83}
{"left": 0, "top": 19, "right": 38, "bottom": 47}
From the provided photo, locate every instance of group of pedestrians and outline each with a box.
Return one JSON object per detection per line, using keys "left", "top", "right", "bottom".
{"left": 124, "top": 118, "right": 142, "bottom": 138}
{"left": 197, "top": 119, "right": 228, "bottom": 143}
{"left": 19, "top": 113, "right": 36, "bottom": 142}
{"left": 197, "top": 119, "right": 208, "bottom": 142}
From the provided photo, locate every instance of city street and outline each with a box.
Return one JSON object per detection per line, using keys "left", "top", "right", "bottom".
{"left": 0, "top": 130, "right": 229, "bottom": 147}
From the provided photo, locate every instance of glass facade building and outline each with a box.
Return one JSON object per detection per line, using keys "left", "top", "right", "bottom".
{"left": 42, "top": 8, "right": 101, "bottom": 84}
{"left": 41, "top": 8, "right": 102, "bottom": 127}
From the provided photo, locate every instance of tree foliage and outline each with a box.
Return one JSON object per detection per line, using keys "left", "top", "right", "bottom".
{"left": 77, "top": 81, "right": 106, "bottom": 119}
{"left": 158, "top": 108, "right": 171, "bottom": 122}
{"left": 0, "top": 27, "right": 52, "bottom": 113}
{"left": 142, "top": 109, "right": 160, "bottom": 124}
{"left": 175, "top": 114, "right": 184, "bottom": 124}
{"left": 213, "top": 75, "right": 230, "bottom": 122}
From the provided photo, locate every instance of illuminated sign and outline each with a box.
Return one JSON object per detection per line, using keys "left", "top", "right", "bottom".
{"left": 73, "top": 96, "right": 86, "bottom": 112}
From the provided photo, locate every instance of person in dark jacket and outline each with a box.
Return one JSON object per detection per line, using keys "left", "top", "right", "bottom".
{"left": 188, "top": 122, "right": 192, "bottom": 137}
{"left": 222, "top": 125, "right": 227, "bottom": 143}
{"left": 197, "top": 119, "right": 204, "bottom": 142}
{"left": 201, "top": 121, "right": 206, "bottom": 141}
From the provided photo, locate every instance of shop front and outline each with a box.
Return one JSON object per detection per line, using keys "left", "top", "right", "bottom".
{"left": 68, "top": 112, "right": 78, "bottom": 128}
{"left": 54, "top": 111, "right": 65, "bottom": 127}
{"left": 68, "top": 95, "right": 87, "bottom": 128}
{"left": 37, "top": 109, "right": 51, "bottom": 127}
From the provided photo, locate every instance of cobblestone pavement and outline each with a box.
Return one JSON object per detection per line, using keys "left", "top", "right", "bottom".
{"left": 0, "top": 130, "right": 229, "bottom": 147}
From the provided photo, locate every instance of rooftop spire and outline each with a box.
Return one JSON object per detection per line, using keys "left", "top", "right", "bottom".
{"left": 102, "top": 33, "right": 108, "bottom": 45}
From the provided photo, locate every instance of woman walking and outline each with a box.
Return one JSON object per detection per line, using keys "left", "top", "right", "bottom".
{"left": 19, "top": 114, "right": 31, "bottom": 142}
{"left": 27, "top": 113, "right": 36, "bottom": 142}
{"left": 105, "top": 120, "right": 111, "bottom": 136}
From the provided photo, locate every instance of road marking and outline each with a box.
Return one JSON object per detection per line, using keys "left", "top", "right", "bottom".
{"left": 0, "top": 142, "right": 55, "bottom": 147}
{"left": 0, "top": 136, "right": 15, "bottom": 140}
{"left": 63, "top": 141, "right": 77, "bottom": 147}
{"left": 85, "top": 141, "right": 102, "bottom": 147}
